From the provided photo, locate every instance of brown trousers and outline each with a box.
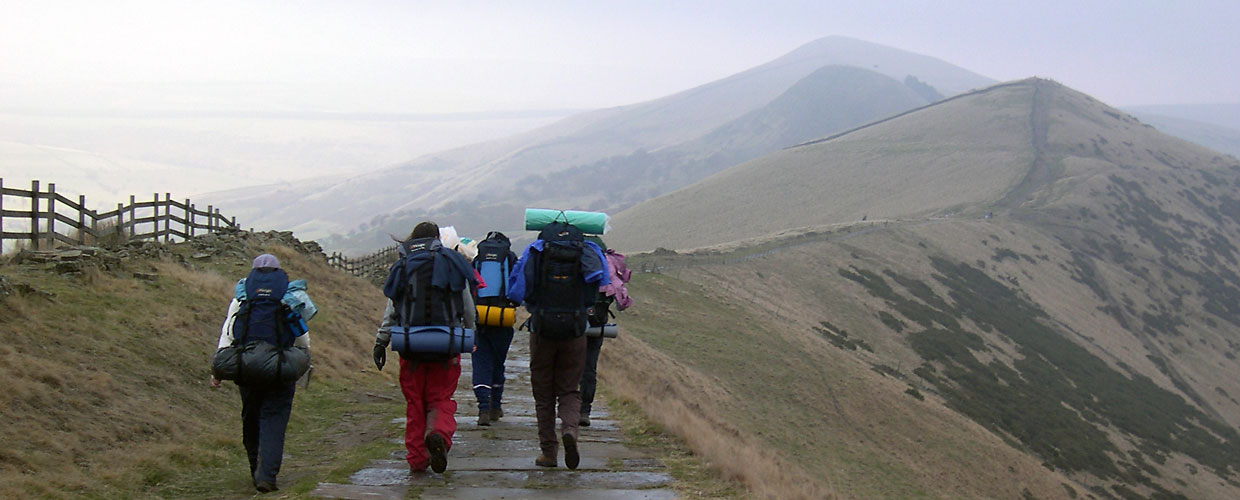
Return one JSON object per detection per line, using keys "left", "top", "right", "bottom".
{"left": 528, "top": 333, "right": 587, "bottom": 457}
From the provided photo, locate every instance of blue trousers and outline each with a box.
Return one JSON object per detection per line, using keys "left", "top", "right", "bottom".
{"left": 579, "top": 335, "right": 603, "bottom": 416}
{"left": 239, "top": 382, "right": 296, "bottom": 484}
{"left": 471, "top": 325, "right": 514, "bottom": 411}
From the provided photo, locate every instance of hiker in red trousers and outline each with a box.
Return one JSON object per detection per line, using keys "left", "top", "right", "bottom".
{"left": 372, "top": 221, "right": 477, "bottom": 474}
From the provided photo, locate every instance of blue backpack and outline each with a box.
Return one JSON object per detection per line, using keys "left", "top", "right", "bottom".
{"left": 474, "top": 231, "right": 516, "bottom": 307}
{"left": 213, "top": 268, "right": 310, "bottom": 385}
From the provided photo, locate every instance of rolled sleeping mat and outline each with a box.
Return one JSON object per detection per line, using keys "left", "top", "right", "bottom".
{"left": 524, "top": 208, "right": 610, "bottom": 235}
{"left": 476, "top": 305, "right": 516, "bottom": 327}
{"left": 389, "top": 326, "right": 475, "bottom": 355}
{"left": 585, "top": 323, "right": 619, "bottom": 338}
{"left": 213, "top": 342, "right": 311, "bottom": 384}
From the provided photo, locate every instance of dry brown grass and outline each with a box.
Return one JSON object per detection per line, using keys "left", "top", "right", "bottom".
{"left": 603, "top": 333, "right": 833, "bottom": 499}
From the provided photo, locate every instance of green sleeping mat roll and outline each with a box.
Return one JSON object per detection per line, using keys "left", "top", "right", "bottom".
{"left": 523, "top": 208, "right": 610, "bottom": 234}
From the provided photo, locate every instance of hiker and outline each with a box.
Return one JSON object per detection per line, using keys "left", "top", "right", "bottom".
{"left": 579, "top": 236, "right": 633, "bottom": 427}
{"left": 209, "top": 253, "right": 314, "bottom": 493}
{"left": 507, "top": 220, "right": 609, "bottom": 469}
{"left": 372, "top": 221, "right": 477, "bottom": 474}
{"left": 471, "top": 231, "right": 519, "bottom": 426}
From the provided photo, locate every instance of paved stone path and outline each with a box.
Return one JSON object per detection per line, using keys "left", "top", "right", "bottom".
{"left": 310, "top": 333, "right": 678, "bottom": 499}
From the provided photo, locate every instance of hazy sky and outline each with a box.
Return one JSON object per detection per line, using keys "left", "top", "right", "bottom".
{"left": 2, "top": 0, "right": 1237, "bottom": 113}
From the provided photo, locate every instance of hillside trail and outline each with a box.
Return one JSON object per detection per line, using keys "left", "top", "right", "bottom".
{"left": 309, "top": 332, "right": 678, "bottom": 500}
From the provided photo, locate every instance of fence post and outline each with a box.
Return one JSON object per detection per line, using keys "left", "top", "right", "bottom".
{"left": 129, "top": 195, "right": 136, "bottom": 238}
{"left": 47, "top": 183, "right": 56, "bottom": 249}
{"left": 0, "top": 177, "right": 5, "bottom": 249}
{"left": 90, "top": 209, "right": 98, "bottom": 244}
{"left": 185, "top": 199, "right": 192, "bottom": 239}
{"left": 116, "top": 203, "right": 124, "bottom": 241}
{"left": 78, "top": 194, "right": 87, "bottom": 245}
{"left": 152, "top": 192, "right": 159, "bottom": 242}
{"left": 30, "top": 180, "right": 40, "bottom": 250}
{"left": 164, "top": 192, "right": 171, "bottom": 243}
{"left": 206, "top": 205, "right": 213, "bottom": 233}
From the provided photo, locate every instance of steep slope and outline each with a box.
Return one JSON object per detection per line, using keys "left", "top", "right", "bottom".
{"left": 200, "top": 36, "right": 993, "bottom": 252}
{"left": 601, "top": 79, "right": 1240, "bottom": 498}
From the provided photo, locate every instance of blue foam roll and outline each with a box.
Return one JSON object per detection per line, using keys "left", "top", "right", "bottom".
{"left": 389, "top": 326, "right": 475, "bottom": 355}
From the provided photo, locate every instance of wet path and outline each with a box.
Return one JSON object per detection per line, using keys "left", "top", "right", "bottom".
{"left": 310, "top": 333, "right": 678, "bottom": 499}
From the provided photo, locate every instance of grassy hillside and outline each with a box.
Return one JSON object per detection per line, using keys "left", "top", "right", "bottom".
{"left": 609, "top": 212, "right": 1240, "bottom": 498}
{"left": 0, "top": 233, "right": 391, "bottom": 498}
{"left": 605, "top": 253, "right": 1076, "bottom": 499}
{"left": 609, "top": 81, "right": 1038, "bottom": 252}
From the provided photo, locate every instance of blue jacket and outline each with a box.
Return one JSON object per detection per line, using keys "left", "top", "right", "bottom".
{"left": 506, "top": 240, "right": 609, "bottom": 306}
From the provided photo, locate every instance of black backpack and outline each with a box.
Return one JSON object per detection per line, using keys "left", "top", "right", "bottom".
{"left": 474, "top": 231, "right": 516, "bottom": 307}
{"left": 530, "top": 221, "right": 592, "bottom": 339}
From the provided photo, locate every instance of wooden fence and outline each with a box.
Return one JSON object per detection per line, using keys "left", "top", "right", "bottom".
{"left": 326, "top": 245, "right": 398, "bottom": 278}
{"left": 0, "top": 178, "right": 238, "bottom": 251}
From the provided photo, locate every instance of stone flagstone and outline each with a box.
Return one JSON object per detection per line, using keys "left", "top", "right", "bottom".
{"left": 312, "top": 332, "right": 678, "bottom": 499}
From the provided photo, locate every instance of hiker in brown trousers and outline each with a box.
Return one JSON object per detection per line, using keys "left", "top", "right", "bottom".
{"left": 506, "top": 220, "right": 611, "bottom": 469}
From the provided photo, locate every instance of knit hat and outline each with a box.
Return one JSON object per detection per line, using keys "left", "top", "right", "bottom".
{"left": 252, "top": 253, "right": 280, "bottom": 269}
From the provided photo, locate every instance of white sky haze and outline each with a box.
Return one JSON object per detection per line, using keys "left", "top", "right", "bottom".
{"left": 3, "top": 0, "right": 1238, "bottom": 113}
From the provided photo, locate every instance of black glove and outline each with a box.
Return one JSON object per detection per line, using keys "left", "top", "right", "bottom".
{"left": 373, "top": 342, "right": 387, "bottom": 371}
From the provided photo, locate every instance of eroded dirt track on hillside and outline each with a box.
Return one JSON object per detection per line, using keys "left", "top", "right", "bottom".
{"left": 309, "top": 333, "right": 678, "bottom": 500}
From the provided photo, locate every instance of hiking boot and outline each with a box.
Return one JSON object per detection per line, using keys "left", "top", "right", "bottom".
{"left": 425, "top": 433, "right": 448, "bottom": 473}
{"left": 255, "top": 480, "right": 278, "bottom": 493}
{"left": 579, "top": 414, "right": 590, "bottom": 427}
{"left": 563, "top": 433, "right": 580, "bottom": 470}
{"left": 535, "top": 454, "right": 557, "bottom": 467}
{"left": 490, "top": 407, "right": 503, "bottom": 421}
{"left": 478, "top": 409, "right": 491, "bottom": 426}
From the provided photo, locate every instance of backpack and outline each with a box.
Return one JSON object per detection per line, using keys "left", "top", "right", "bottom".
{"left": 383, "top": 237, "right": 472, "bottom": 360}
{"left": 474, "top": 231, "right": 516, "bottom": 307}
{"left": 212, "top": 268, "right": 310, "bottom": 385}
{"left": 530, "top": 221, "right": 591, "bottom": 339}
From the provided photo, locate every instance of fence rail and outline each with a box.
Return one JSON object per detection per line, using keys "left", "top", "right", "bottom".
{"left": 0, "top": 178, "right": 239, "bottom": 252}
{"left": 326, "top": 245, "right": 398, "bottom": 278}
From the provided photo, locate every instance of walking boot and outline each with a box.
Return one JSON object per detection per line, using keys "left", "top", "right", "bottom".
{"left": 563, "top": 433, "right": 580, "bottom": 470}
{"left": 579, "top": 414, "right": 590, "bottom": 427}
{"left": 425, "top": 432, "right": 448, "bottom": 473}
{"left": 490, "top": 407, "right": 503, "bottom": 421}
{"left": 478, "top": 409, "right": 491, "bottom": 426}
{"left": 535, "top": 454, "right": 557, "bottom": 467}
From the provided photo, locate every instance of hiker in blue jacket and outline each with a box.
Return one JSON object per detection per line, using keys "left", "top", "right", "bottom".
{"left": 507, "top": 223, "right": 609, "bottom": 469}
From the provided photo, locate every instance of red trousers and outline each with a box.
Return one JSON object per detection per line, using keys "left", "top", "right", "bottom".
{"left": 398, "top": 356, "right": 460, "bottom": 470}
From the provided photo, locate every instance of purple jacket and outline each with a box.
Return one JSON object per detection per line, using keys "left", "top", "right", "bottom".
{"left": 599, "top": 249, "right": 633, "bottom": 310}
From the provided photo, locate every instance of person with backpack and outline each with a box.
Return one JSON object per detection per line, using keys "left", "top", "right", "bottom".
{"left": 507, "top": 220, "right": 609, "bottom": 469}
{"left": 471, "top": 231, "right": 519, "bottom": 426}
{"left": 578, "top": 236, "right": 633, "bottom": 427}
{"left": 209, "top": 253, "right": 313, "bottom": 493}
{"left": 372, "top": 221, "right": 477, "bottom": 474}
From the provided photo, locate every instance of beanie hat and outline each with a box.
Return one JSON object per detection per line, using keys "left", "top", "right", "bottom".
{"left": 252, "top": 254, "right": 280, "bottom": 269}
